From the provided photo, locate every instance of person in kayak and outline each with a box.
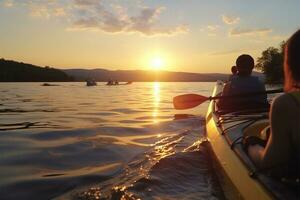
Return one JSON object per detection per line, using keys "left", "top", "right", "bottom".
{"left": 248, "top": 30, "right": 300, "bottom": 177}
{"left": 218, "top": 54, "right": 268, "bottom": 110}
{"left": 228, "top": 65, "right": 237, "bottom": 81}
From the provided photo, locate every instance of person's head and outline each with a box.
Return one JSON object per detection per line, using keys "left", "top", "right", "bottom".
{"left": 284, "top": 29, "right": 300, "bottom": 92}
{"left": 236, "top": 54, "right": 255, "bottom": 76}
{"left": 231, "top": 66, "right": 237, "bottom": 75}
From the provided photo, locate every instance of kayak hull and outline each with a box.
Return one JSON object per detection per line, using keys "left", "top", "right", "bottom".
{"left": 205, "top": 81, "right": 273, "bottom": 200}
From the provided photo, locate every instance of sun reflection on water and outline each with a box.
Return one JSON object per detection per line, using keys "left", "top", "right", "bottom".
{"left": 152, "top": 82, "right": 160, "bottom": 123}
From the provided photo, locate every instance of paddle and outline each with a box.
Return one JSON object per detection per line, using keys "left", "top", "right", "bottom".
{"left": 173, "top": 89, "right": 283, "bottom": 110}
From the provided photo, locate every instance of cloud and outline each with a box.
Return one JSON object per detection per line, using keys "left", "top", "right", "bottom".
{"left": 30, "top": 7, "right": 51, "bottom": 18}
{"left": 2, "top": 0, "right": 188, "bottom": 36}
{"left": 3, "top": 0, "right": 14, "bottom": 7}
{"left": 222, "top": 15, "right": 240, "bottom": 25}
{"left": 207, "top": 25, "right": 219, "bottom": 31}
{"left": 3, "top": 0, "right": 67, "bottom": 18}
{"left": 70, "top": 4, "right": 188, "bottom": 36}
{"left": 29, "top": 2, "right": 67, "bottom": 18}
{"left": 201, "top": 25, "right": 219, "bottom": 36}
{"left": 74, "top": 0, "right": 99, "bottom": 6}
{"left": 52, "top": 7, "right": 66, "bottom": 16}
{"left": 229, "top": 28, "right": 272, "bottom": 36}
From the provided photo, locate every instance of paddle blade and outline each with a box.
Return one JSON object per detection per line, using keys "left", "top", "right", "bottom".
{"left": 173, "top": 94, "right": 209, "bottom": 110}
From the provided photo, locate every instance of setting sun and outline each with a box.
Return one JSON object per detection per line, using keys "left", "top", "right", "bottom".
{"left": 151, "top": 57, "right": 164, "bottom": 70}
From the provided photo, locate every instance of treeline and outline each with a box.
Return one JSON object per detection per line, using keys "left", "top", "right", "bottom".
{"left": 64, "top": 68, "right": 231, "bottom": 82}
{"left": 255, "top": 42, "right": 285, "bottom": 83}
{"left": 0, "top": 59, "right": 73, "bottom": 82}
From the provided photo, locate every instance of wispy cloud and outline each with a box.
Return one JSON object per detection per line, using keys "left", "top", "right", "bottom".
{"left": 3, "top": 0, "right": 14, "bottom": 7}
{"left": 4, "top": 0, "right": 67, "bottom": 18}
{"left": 229, "top": 28, "right": 272, "bottom": 36}
{"left": 70, "top": 2, "right": 188, "bottom": 36}
{"left": 73, "top": 0, "right": 99, "bottom": 6}
{"left": 2, "top": 0, "right": 188, "bottom": 36}
{"left": 222, "top": 15, "right": 240, "bottom": 25}
{"left": 207, "top": 25, "right": 219, "bottom": 31}
{"left": 201, "top": 25, "right": 219, "bottom": 36}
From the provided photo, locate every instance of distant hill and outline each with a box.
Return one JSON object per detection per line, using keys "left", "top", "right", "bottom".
{"left": 64, "top": 69, "right": 230, "bottom": 82}
{"left": 0, "top": 58, "right": 265, "bottom": 82}
{"left": 0, "top": 59, "right": 72, "bottom": 82}
{"left": 64, "top": 68, "right": 265, "bottom": 82}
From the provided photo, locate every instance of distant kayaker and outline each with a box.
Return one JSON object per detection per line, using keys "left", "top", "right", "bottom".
{"left": 248, "top": 29, "right": 300, "bottom": 177}
{"left": 86, "top": 79, "right": 97, "bottom": 86}
{"left": 218, "top": 54, "right": 268, "bottom": 110}
{"left": 228, "top": 65, "right": 237, "bottom": 81}
{"left": 107, "top": 79, "right": 112, "bottom": 85}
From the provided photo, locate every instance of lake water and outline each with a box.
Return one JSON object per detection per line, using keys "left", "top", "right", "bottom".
{"left": 0, "top": 82, "right": 225, "bottom": 200}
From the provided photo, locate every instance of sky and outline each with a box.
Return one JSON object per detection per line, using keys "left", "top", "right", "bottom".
{"left": 0, "top": 0, "right": 299, "bottom": 73}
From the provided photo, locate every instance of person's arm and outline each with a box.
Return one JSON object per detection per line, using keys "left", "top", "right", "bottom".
{"left": 223, "top": 82, "right": 231, "bottom": 95}
{"left": 248, "top": 95, "right": 292, "bottom": 169}
{"left": 217, "top": 82, "right": 231, "bottom": 108}
{"left": 259, "top": 81, "right": 268, "bottom": 104}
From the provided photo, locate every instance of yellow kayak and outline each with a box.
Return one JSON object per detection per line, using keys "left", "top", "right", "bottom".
{"left": 205, "top": 81, "right": 298, "bottom": 200}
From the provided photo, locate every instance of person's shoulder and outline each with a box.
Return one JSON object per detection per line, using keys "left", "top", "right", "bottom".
{"left": 230, "top": 75, "right": 238, "bottom": 80}
{"left": 228, "top": 75, "right": 238, "bottom": 83}
{"left": 272, "top": 93, "right": 297, "bottom": 108}
{"left": 249, "top": 76, "right": 261, "bottom": 82}
{"left": 250, "top": 76, "right": 265, "bottom": 85}
{"left": 250, "top": 75, "right": 259, "bottom": 79}
{"left": 271, "top": 93, "right": 300, "bottom": 122}
{"left": 222, "top": 81, "right": 232, "bottom": 91}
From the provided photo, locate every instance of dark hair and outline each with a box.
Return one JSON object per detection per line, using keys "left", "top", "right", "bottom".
{"left": 231, "top": 66, "right": 237, "bottom": 74}
{"left": 236, "top": 54, "right": 254, "bottom": 76}
{"left": 284, "top": 29, "right": 300, "bottom": 92}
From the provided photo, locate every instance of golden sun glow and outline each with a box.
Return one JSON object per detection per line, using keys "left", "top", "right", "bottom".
{"left": 151, "top": 57, "right": 164, "bottom": 70}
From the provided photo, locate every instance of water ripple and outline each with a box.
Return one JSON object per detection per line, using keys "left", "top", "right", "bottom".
{"left": 0, "top": 82, "right": 219, "bottom": 200}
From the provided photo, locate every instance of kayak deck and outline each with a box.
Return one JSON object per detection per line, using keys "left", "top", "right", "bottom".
{"left": 206, "top": 81, "right": 299, "bottom": 200}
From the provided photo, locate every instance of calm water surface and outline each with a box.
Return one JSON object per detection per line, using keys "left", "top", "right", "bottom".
{"left": 0, "top": 82, "right": 224, "bottom": 200}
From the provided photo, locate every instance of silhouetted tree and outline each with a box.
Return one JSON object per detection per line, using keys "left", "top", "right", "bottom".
{"left": 0, "top": 59, "right": 72, "bottom": 82}
{"left": 255, "top": 42, "right": 285, "bottom": 83}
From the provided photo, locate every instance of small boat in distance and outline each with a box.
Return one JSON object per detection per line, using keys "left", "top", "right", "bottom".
{"left": 106, "top": 80, "right": 132, "bottom": 86}
{"left": 86, "top": 80, "right": 97, "bottom": 86}
{"left": 41, "top": 83, "right": 59, "bottom": 86}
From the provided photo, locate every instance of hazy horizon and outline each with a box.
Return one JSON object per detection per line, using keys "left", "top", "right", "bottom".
{"left": 3, "top": 58, "right": 266, "bottom": 75}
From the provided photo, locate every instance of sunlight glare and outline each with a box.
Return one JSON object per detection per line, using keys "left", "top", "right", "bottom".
{"left": 151, "top": 57, "right": 164, "bottom": 70}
